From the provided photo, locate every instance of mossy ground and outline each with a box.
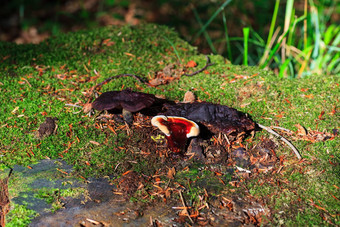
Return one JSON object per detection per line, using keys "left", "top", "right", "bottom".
{"left": 0, "top": 24, "right": 339, "bottom": 225}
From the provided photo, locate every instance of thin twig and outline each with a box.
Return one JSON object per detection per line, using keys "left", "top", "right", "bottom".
{"left": 165, "top": 179, "right": 171, "bottom": 189}
{"left": 86, "top": 73, "right": 148, "bottom": 104}
{"left": 65, "top": 104, "right": 83, "bottom": 108}
{"left": 0, "top": 164, "right": 13, "bottom": 178}
{"left": 7, "top": 168, "right": 13, "bottom": 178}
{"left": 21, "top": 77, "right": 32, "bottom": 87}
{"left": 272, "top": 126, "right": 293, "bottom": 133}
{"left": 257, "top": 124, "right": 302, "bottom": 160}
{"left": 223, "top": 134, "right": 230, "bottom": 145}
{"left": 179, "top": 190, "right": 194, "bottom": 224}
{"left": 65, "top": 104, "right": 83, "bottom": 114}
{"left": 93, "top": 74, "right": 147, "bottom": 91}
{"left": 89, "top": 56, "right": 213, "bottom": 98}
{"left": 182, "top": 56, "right": 214, "bottom": 77}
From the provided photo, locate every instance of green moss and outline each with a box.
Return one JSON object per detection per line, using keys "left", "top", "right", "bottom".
{"left": 6, "top": 204, "right": 38, "bottom": 227}
{"left": 35, "top": 187, "right": 86, "bottom": 212}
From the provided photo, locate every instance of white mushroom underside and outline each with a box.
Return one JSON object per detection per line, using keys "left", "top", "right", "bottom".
{"left": 151, "top": 115, "right": 170, "bottom": 136}
{"left": 187, "top": 124, "right": 200, "bottom": 138}
{"left": 151, "top": 115, "right": 200, "bottom": 138}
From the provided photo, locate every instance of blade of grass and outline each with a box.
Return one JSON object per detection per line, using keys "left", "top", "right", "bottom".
{"left": 288, "top": 58, "right": 295, "bottom": 78}
{"left": 222, "top": 11, "right": 233, "bottom": 62}
{"left": 273, "top": 55, "right": 281, "bottom": 65}
{"left": 328, "top": 26, "right": 340, "bottom": 50}
{"left": 228, "top": 37, "right": 264, "bottom": 47}
{"left": 323, "top": 24, "right": 337, "bottom": 45}
{"left": 192, "top": 7, "right": 217, "bottom": 54}
{"left": 260, "top": 30, "right": 289, "bottom": 69}
{"left": 303, "top": 0, "right": 308, "bottom": 49}
{"left": 19, "top": 3, "right": 25, "bottom": 23}
{"left": 279, "top": 58, "right": 291, "bottom": 78}
{"left": 192, "top": 0, "right": 233, "bottom": 42}
{"left": 234, "top": 42, "right": 244, "bottom": 65}
{"left": 327, "top": 53, "right": 340, "bottom": 73}
{"left": 310, "top": 2, "right": 320, "bottom": 60}
{"left": 281, "top": 0, "right": 294, "bottom": 63}
{"left": 261, "top": 15, "right": 305, "bottom": 69}
{"left": 259, "top": 26, "right": 281, "bottom": 66}
{"left": 287, "top": 8, "right": 296, "bottom": 49}
{"left": 285, "top": 12, "right": 302, "bottom": 73}
{"left": 268, "top": 0, "right": 280, "bottom": 45}
{"left": 320, "top": 25, "right": 340, "bottom": 74}
{"left": 249, "top": 27, "right": 265, "bottom": 46}
{"left": 297, "top": 47, "right": 313, "bottom": 77}
{"left": 259, "top": 0, "right": 280, "bottom": 66}
{"left": 243, "top": 27, "right": 250, "bottom": 66}
{"left": 162, "top": 36, "right": 181, "bottom": 62}
{"left": 326, "top": 45, "right": 340, "bottom": 52}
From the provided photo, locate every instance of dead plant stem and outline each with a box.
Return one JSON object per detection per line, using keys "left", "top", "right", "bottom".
{"left": 257, "top": 124, "right": 302, "bottom": 159}
{"left": 179, "top": 190, "right": 194, "bottom": 224}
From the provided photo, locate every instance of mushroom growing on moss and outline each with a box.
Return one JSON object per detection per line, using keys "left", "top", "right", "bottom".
{"left": 151, "top": 115, "right": 200, "bottom": 153}
{"left": 162, "top": 102, "right": 255, "bottom": 141}
{"left": 92, "top": 89, "right": 156, "bottom": 124}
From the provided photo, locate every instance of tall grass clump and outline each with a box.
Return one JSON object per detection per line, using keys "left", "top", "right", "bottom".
{"left": 193, "top": 0, "right": 339, "bottom": 78}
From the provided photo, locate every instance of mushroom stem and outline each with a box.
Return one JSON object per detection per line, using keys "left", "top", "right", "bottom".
{"left": 166, "top": 134, "right": 188, "bottom": 153}
{"left": 122, "top": 109, "right": 133, "bottom": 125}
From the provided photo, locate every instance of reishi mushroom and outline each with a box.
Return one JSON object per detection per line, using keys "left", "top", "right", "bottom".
{"left": 151, "top": 115, "right": 200, "bottom": 153}
{"left": 162, "top": 102, "right": 255, "bottom": 141}
{"left": 92, "top": 89, "right": 156, "bottom": 124}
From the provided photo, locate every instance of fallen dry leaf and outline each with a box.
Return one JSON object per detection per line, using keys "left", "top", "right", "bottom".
{"left": 276, "top": 114, "right": 284, "bottom": 118}
{"left": 186, "top": 60, "right": 197, "bottom": 68}
{"left": 302, "top": 94, "right": 314, "bottom": 99}
{"left": 89, "top": 140, "right": 100, "bottom": 146}
{"left": 102, "top": 38, "right": 115, "bottom": 46}
{"left": 329, "top": 106, "right": 336, "bottom": 115}
{"left": 83, "top": 103, "right": 93, "bottom": 113}
{"left": 124, "top": 52, "right": 135, "bottom": 57}
{"left": 165, "top": 188, "right": 171, "bottom": 198}
{"left": 318, "top": 111, "right": 325, "bottom": 120}
{"left": 56, "top": 74, "right": 67, "bottom": 80}
{"left": 182, "top": 91, "right": 196, "bottom": 103}
{"left": 167, "top": 167, "right": 176, "bottom": 179}
{"left": 148, "top": 77, "right": 165, "bottom": 86}
{"left": 286, "top": 125, "right": 335, "bottom": 142}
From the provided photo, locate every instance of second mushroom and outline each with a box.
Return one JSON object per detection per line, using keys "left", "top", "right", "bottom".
{"left": 91, "top": 89, "right": 157, "bottom": 124}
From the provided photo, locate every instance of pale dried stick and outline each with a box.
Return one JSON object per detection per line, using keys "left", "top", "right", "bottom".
{"left": 257, "top": 124, "right": 302, "bottom": 159}
{"left": 179, "top": 190, "right": 194, "bottom": 224}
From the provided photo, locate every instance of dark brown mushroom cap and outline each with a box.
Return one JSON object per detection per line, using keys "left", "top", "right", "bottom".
{"left": 162, "top": 102, "right": 255, "bottom": 138}
{"left": 92, "top": 89, "right": 156, "bottom": 112}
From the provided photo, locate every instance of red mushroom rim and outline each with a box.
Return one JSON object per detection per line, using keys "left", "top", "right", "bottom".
{"left": 151, "top": 115, "right": 200, "bottom": 138}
